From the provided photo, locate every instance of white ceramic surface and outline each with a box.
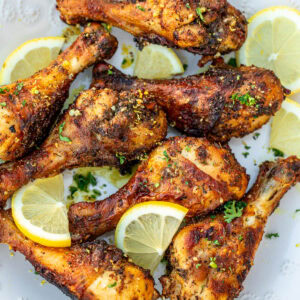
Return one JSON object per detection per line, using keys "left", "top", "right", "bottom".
{"left": 0, "top": 0, "right": 300, "bottom": 299}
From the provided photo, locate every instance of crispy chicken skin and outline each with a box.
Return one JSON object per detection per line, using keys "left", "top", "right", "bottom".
{"left": 68, "top": 136, "right": 249, "bottom": 243}
{"left": 0, "top": 210, "right": 158, "bottom": 300}
{"left": 92, "top": 62, "right": 288, "bottom": 141}
{"left": 0, "top": 23, "right": 117, "bottom": 162}
{"left": 0, "top": 88, "right": 167, "bottom": 206}
{"left": 160, "top": 156, "right": 300, "bottom": 300}
{"left": 56, "top": 0, "right": 247, "bottom": 56}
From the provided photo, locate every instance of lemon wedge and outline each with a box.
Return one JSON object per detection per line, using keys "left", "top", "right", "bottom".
{"left": 0, "top": 37, "right": 65, "bottom": 85}
{"left": 237, "top": 6, "right": 300, "bottom": 93}
{"left": 270, "top": 98, "right": 300, "bottom": 157}
{"left": 115, "top": 201, "right": 188, "bottom": 273}
{"left": 134, "top": 44, "right": 184, "bottom": 79}
{"left": 12, "top": 175, "right": 71, "bottom": 248}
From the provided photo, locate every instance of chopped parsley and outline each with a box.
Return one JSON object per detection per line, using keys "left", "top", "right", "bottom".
{"left": 209, "top": 257, "right": 218, "bottom": 269}
{"left": 108, "top": 282, "right": 117, "bottom": 288}
{"left": 0, "top": 102, "right": 7, "bottom": 107}
{"left": 210, "top": 215, "right": 216, "bottom": 220}
{"left": 213, "top": 240, "right": 220, "bottom": 246}
{"left": 183, "top": 63, "right": 188, "bottom": 71}
{"left": 242, "top": 152, "right": 249, "bottom": 158}
{"left": 185, "top": 145, "right": 191, "bottom": 152}
{"left": 271, "top": 148, "right": 284, "bottom": 157}
{"left": 154, "top": 182, "right": 160, "bottom": 188}
{"left": 101, "top": 22, "right": 111, "bottom": 32}
{"left": 244, "top": 145, "right": 251, "bottom": 150}
{"left": 253, "top": 132, "right": 260, "bottom": 140}
{"left": 186, "top": 3, "right": 191, "bottom": 9}
{"left": 58, "top": 122, "right": 71, "bottom": 142}
{"left": 107, "top": 69, "right": 113, "bottom": 75}
{"left": 122, "top": 58, "right": 128, "bottom": 66}
{"left": 224, "top": 201, "right": 247, "bottom": 223}
{"left": 231, "top": 93, "right": 257, "bottom": 106}
{"left": 0, "top": 87, "right": 9, "bottom": 94}
{"left": 116, "top": 153, "right": 126, "bottom": 165}
{"left": 22, "top": 100, "right": 27, "bottom": 107}
{"left": 136, "top": 5, "right": 145, "bottom": 11}
{"left": 74, "top": 172, "right": 97, "bottom": 192}
{"left": 14, "top": 82, "right": 24, "bottom": 95}
{"left": 238, "top": 235, "right": 243, "bottom": 241}
{"left": 196, "top": 7, "right": 204, "bottom": 22}
{"left": 196, "top": 263, "right": 201, "bottom": 269}
{"left": 163, "top": 150, "right": 170, "bottom": 162}
{"left": 295, "top": 209, "right": 300, "bottom": 213}
{"left": 227, "top": 58, "right": 237, "bottom": 67}
{"left": 265, "top": 233, "right": 279, "bottom": 239}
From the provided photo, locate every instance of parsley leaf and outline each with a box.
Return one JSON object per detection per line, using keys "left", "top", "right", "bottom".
{"left": 116, "top": 153, "right": 126, "bottom": 165}
{"left": 136, "top": 5, "right": 145, "bottom": 11}
{"left": 271, "top": 148, "right": 284, "bottom": 157}
{"left": 231, "top": 93, "right": 257, "bottom": 106}
{"left": 108, "top": 282, "right": 117, "bottom": 288}
{"left": 224, "top": 201, "right": 247, "bottom": 223}
{"left": 14, "top": 82, "right": 24, "bottom": 95}
{"left": 209, "top": 257, "right": 218, "bottom": 269}
{"left": 227, "top": 58, "right": 237, "bottom": 67}
{"left": 196, "top": 7, "right": 204, "bottom": 22}
{"left": 253, "top": 132, "right": 260, "bottom": 140}
{"left": 58, "top": 122, "right": 71, "bottom": 142}
{"left": 265, "top": 233, "right": 279, "bottom": 239}
{"left": 0, "top": 87, "right": 9, "bottom": 94}
{"left": 0, "top": 102, "right": 7, "bottom": 107}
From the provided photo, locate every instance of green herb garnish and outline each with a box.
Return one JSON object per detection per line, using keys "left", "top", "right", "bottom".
{"left": 0, "top": 102, "right": 7, "bottom": 107}
{"left": 116, "top": 153, "right": 126, "bottom": 165}
{"left": 59, "top": 122, "right": 71, "bottom": 142}
{"left": 196, "top": 7, "right": 204, "bottom": 22}
{"left": 108, "top": 282, "right": 117, "bottom": 288}
{"left": 183, "top": 63, "right": 188, "bottom": 71}
{"left": 101, "top": 22, "right": 111, "bottom": 32}
{"left": 136, "top": 5, "right": 145, "bottom": 11}
{"left": 22, "top": 100, "right": 27, "bottom": 107}
{"left": 227, "top": 58, "right": 237, "bottom": 67}
{"left": 196, "top": 263, "right": 201, "bottom": 269}
{"left": 14, "top": 82, "right": 24, "bottom": 95}
{"left": 242, "top": 152, "right": 249, "bottom": 158}
{"left": 107, "top": 69, "right": 113, "bottom": 75}
{"left": 231, "top": 93, "right": 257, "bottom": 106}
{"left": 224, "top": 201, "right": 247, "bottom": 223}
{"left": 209, "top": 257, "right": 218, "bottom": 269}
{"left": 253, "top": 132, "right": 260, "bottom": 140}
{"left": 271, "top": 148, "right": 284, "bottom": 157}
{"left": 265, "top": 233, "right": 279, "bottom": 239}
{"left": 186, "top": 3, "right": 191, "bottom": 9}
{"left": 0, "top": 87, "right": 9, "bottom": 94}
{"left": 163, "top": 150, "right": 170, "bottom": 161}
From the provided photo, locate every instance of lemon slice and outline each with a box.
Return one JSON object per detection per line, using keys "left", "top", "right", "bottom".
{"left": 270, "top": 98, "right": 300, "bottom": 157}
{"left": 12, "top": 175, "right": 71, "bottom": 248}
{"left": 134, "top": 44, "right": 184, "bottom": 79}
{"left": 237, "top": 6, "right": 300, "bottom": 93}
{"left": 0, "top": 37, "right": 65, "bottom": 85}
{"left": 115, "top": 201, "right": 188, "bottom": 273}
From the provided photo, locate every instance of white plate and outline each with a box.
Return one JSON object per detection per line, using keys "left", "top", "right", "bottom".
{"left": 0, "top": 0, "right": 300, "bottom": 299}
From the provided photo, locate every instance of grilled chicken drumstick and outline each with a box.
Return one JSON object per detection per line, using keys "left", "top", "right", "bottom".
{"left": 57, "top": 0, "right": 247, "bottom": 56}
{"left": 160, "top": 156, "right": 300, "bottom": 300}
{"left": 0, "top": 88, "right": 167, "bottom": 206}
{"left": 69, "top": 136, "right": 249, "bottom": 243}
{"left": 92, "top": 62, "right": 288, "bottom": 141}
{"left": 0, "top": 210, "right": 158, "bottom": 300}
{"left": 0, "top": 23, "right": 117, "bottom": 162}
